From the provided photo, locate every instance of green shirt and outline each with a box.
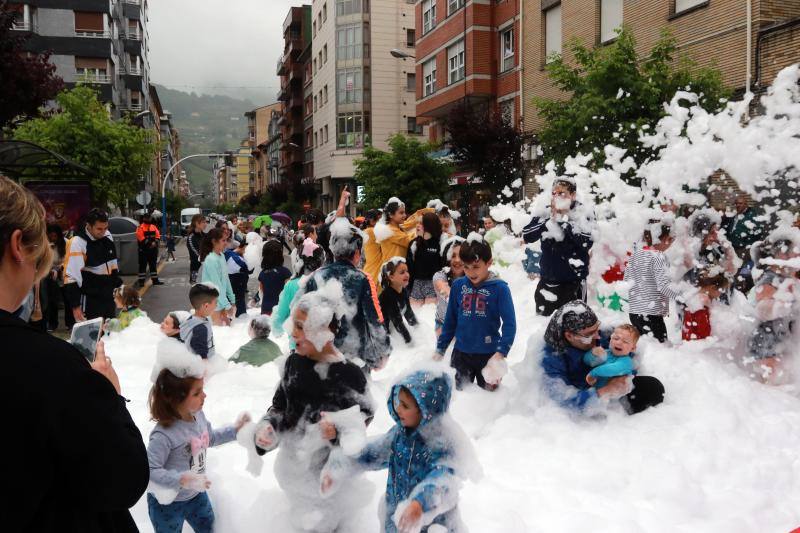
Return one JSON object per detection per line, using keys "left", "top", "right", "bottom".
{"left": 232, "top": 338, "right": 283, "bottom": 367}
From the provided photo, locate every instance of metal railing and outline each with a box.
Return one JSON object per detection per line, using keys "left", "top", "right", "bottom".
{"left": 11, "top": 21, "right": 32, "bottom": 31}
{"left": 75, "top": 29, "right": 111, "bottom": 38}
{"left": 123, "top": 0, "right": 141, "bottom": 5}
{"left": 121, "top": 103, "right": 143, "bottom": 111}
{"left": 124, "top": 31, "right": 141, "bottom": 40}
{"left": 77, "top": 73, "right": 113, "bottom": 83}
{"left": 126, "top": 67, "right": 142, "bottom": 75}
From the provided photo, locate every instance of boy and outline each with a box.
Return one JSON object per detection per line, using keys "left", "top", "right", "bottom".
{"left": 166, "top": 233, "right": 176, "bottom": 262}
{"left": 231, "top": 316, "right": 282, "bottom": 367}
{"left": 436, "top": 236, "right": 516, "bottom": 391}
{"left": 583, "top": 324, "right": 638, "bottom": 388}
{"left": 321, "top": 369, "right": 468, "bottom": 533}
{"left": 180, "top": 283, "right": 218, "bottom": 359}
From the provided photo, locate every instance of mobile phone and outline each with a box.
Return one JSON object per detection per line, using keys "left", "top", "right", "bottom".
{"left": 69, "top": 317, "right": 104, "bottom": 362}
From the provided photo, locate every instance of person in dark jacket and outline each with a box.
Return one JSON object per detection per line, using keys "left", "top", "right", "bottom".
{"left": 63, "top": 208, "right": 124, "bottom": 321}
{"left": 0, "top": 175, "right": 149, "bottom": 532}
{"left": 186, "top": 215, "right": 206, "bottom": 284}
{"left": 540, "top": 300, "right": 665, "bottom": 415}
{"left": 136, "top": 213, "right": 163, "bottom": 287}
{"left": 225, "top": 240, "right": 252, "bottom": 317}
{"left": 407, "top": 211, "right": 445, "bottom": 306}
{"left": 379, "top": 257, "right": 418, "bottom": 344}
{"left": 522, "top": 178, "right": 595, "bottom": 316}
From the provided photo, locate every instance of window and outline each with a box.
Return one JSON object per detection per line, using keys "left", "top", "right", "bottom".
{"left": 313, "top": 58, "right": 317, "bottom": 73}
{"left": 318, "top": 51, "right": 323, "bottom": 68}
{"left": 407, "top": 117, "right": 422, "bottom": 135}
{"left": 447, "top": 0, "right": 465, "bottom": 16}
{"left": 313, "top": 20, "right": 317, "bottom": 36}
{"left": 75, "top": 57, "right": 109, "bottom": 81}
{"left": 324, "top": 125, "right": 329, "bottom": 143}
{"left": 314, "top": 95, "right": 318, "bottom": 111}
{"left": 319, "top": 90, "right": 323, "bottom": 107}
{"left": 337, "top": 67, "right": 366, "bottom": 104}
{"left": 406, "top": 72, "right": 416, "bottom": 91}
{"left": 422, "top": 0, "right": 436, "bottom": 34}
{"left": 74, "top": 11, "right": 104, "bottom": 36}
{"left": 337, "top": 24, "right": 365, "bottom": 60}
{"left": 447, "top": 41, "right": 465, "bottom": 84}
{"left": 324, "top": 84, "right": 329, "bottom": 103}
{"left": 600, "top": 0, "right": 622, "bottom": 42}
{"left": 545, "top": 4, "right": 562, "bottom": 61}
{"left": 499, "top": 99, "right": 514, "bottom": 123}
{"left": 336, "top": 0, "right": 362, "bottom": 16}
{"left": 323, "top": 2, "right": 327, "bottom": 21}
{"left": 675, "top": 0, "right": 706, "bottom": 13}
{"left": 323, "top": 44, "right": 328, "bottom": 63}
{"left": 314, "top": 131, "right": 319, "bottom": 147}
{"left": 423, "top": 58, "right": 436, "bottom": 96}
{"left": 406, "top": 29, "right": 415, "bottom": 47}
{"left": 306, "top": 96, "right": 313, "bottom": 115}
{"left": 318, "top": 13, "right": 322, "bottom": 30}
{"left": 500, "top": 27, "right": 514, "bottom": 72}
{"left": 337, "top": 112, "right": 370, "bottom": 148}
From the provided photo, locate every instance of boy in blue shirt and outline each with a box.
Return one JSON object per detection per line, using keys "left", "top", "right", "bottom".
{"left": 180, "top": 283, "right": 218, "bottom": 359}
{"left": 436, "top": 236, "right": 516, "bottom": 391}
{"left": 583, "top": 324, "right": 638, "bottom": 388}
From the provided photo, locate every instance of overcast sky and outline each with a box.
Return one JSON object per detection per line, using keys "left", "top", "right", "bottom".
{"left": 148, "top": 0, "right": 303, "bottom": 102}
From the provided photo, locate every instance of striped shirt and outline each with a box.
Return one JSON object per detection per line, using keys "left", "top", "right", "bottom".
{"left": 624, "top": 247, "right": 682, "bottom": 316}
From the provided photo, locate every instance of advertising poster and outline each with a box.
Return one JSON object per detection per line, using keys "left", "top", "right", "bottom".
{"left": 25, "top": 181, "right": 92, "bottom": 232}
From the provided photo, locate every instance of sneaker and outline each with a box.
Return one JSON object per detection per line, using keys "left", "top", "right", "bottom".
{"left": 151, "top": 279, "right": 165, "bottom": 286}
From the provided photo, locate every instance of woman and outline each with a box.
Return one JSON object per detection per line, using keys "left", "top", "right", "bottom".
{"left": 45, "top": 224, "right": 68, "bottom": 331}
{"left": 360, "top": 209, "right": 383, "bottom": 288}
{"left": 540, "top": 300, "right": 665, "bottom": 415}
{"left": 0, "top": 176, "right": 148, "bottom": 531}
{"left": 200, "top": 227, "right": 236, "bottom": 325}
{"left": 186, "top": 214, "right": 206, "bottom": 284}
{"left": 406, "top": 211, "right": 444, "bottom": 306}
{"left": 375, "top": 198, "right": 430, "bottom": 280}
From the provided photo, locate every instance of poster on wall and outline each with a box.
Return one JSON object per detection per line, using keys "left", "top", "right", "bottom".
{"left": 25, "top": 181, "right": 92, "bottom": 233}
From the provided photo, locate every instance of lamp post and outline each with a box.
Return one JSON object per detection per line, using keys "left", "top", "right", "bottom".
{"left": 390, "top": 48, "right": 415, "bottom": 60}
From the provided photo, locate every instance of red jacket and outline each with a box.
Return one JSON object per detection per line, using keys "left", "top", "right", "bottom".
{"left": 682, "top": 307, "right": 712, "bottom": 341}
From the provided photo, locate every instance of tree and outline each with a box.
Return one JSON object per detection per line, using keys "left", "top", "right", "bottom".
{"left": 444, "top": 103, "right": 528, "bottom": 197}
{"left": 355, "top": 134, "right": 451, "bottom": 211}
{"left": 534, "top": 27, "right": 730, "bottom": 176}
{"left": 13, "top": 86, "right": 157, "bottom": 207}
{"left": 0, "top": 6, "right": 63, "bottom": 131}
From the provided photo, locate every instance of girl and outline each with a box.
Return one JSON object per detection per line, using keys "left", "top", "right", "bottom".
{"left": 432, "top": 238, "right": 465, "bottom": 336}
{"left": 147, "top": 368, "right": 249, "bottom": 533}
{"left": 272, "top": 238, "right": 325, "bottom": 345}
{"left": 253, "top": 291, "right": 374, "bottom": 532}
{"left": 407, "top": 212, "right": 444, "bottom": 306}
{"left": 106, "top": 285, "right": 145, "bottom": 332}
{"left": 160, "top": 310, "right": 190, "bottom": 339}
{"left": 225, "top": 240, "right": 252, "bottom": 317}
{"left": 376, "top": 198, "right": 430, "bottom": 278}
{"left": 199, "top": 228, "right": 236, "bottom": 325}
{"left": 361, "top": 209, "right": 383, "bottom": 286}
{"left": 379, "top": 257, "right": 418, "bottom": 344}
{"left": 186, "top": 214, "right": 206, "bottom": 285}
{"left": 258, "top": 239, "right": 291, "bottom": 315}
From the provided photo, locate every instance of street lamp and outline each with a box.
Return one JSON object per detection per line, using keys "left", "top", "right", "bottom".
{"left": 390, "top": 48, "right": 415, "bottom": 60}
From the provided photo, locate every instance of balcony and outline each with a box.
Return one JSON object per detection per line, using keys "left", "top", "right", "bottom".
{"left": 123, "top": 0, "right": 141, "bottom": 5}
{"left": 289, "top": 95, "right": 303, "bottom": 110}
{"left": 11, "top": 21, "right": 32, "bottom": 32}
{"left": 120, "top": 103, "right": 143, "bottom": 111}
{"left": 126, "top": 66, "right": 142, "bottom": 75}
{"left": 277, "top": 56, "right": 287, "bottom": 76}
{"left": 282, "top": 37, "right": 303, "bottom": 62}
{"left": 76, "top": 72, "right": 112, "bottom": 84}
{"left": 75, "top": 29, "right": 111, "bottom": 38}
{"left": 288, "top": 63, "right": 303, "bottom": 84}
{"left": 124, "top": 30, "right": 142, "bottom": 41}
{"left": 277, "top": 85, "right": 290, "bottom": 102}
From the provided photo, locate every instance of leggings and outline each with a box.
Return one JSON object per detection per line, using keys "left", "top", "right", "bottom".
{"left": 629, "top": 314, "right": 668, "bottom": 343}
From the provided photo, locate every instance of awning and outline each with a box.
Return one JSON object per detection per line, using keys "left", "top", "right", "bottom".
{"left": 448, "top": 170, "right": 482, "bottom": 186}
{"left": 0, "top": 140, "right": 95, "bottom": 180}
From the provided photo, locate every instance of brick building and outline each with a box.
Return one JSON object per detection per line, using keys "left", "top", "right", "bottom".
{"left": 414, "top": 0, "right": 522, "bottom": 140}
{"left": 246, "top": 103, "right": 282, "bottom": 194}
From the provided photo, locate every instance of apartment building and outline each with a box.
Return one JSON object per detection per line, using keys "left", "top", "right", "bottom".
{"left": 10, "top": 0, "right": 152, "bottom": 118}
{"left": 414, "top": 0, "right": 522, "bottom": 141}
{"left": 521, "top": 0, "right": 800, "bottom": 133}
{"left": 247, "top": 103, "right": 282, "bottom": 194}
{"left": 311, "top": 0, "right": 419, "bottom": 213}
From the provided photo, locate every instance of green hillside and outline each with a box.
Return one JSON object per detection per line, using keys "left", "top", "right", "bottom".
{"left": 154, "top": 85, "right": 260, "bottom": 201}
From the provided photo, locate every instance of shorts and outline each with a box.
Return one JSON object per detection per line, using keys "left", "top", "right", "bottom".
{"left": 410, "top": 279, "right": 436, "bottom": 300}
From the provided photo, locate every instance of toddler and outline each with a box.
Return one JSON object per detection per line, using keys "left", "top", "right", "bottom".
{"left": 583, "top": 324, "right": 638, "bottom": 388}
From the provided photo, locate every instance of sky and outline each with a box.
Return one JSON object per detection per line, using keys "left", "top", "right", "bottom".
{"left": 148, "top": 0, "right": 302, "bottom": 103}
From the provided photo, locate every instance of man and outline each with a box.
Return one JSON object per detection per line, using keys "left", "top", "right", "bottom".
{"left": 723, "top": 193, "right": 765, "bottom": 260}
{"left": 299, "top": 189, "right": 390, "bottom": 370}
{"left": 136, "top": 213, "right": 162, "bottom": 287}
{"left": 64, "top": 208, "right": 123, "bottom": 321}
{"left": 522, "top": 177, "right": 595, "bottom": 316}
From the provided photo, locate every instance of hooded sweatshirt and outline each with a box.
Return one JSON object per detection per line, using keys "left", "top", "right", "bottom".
{"left": 522, "top": 202, "right": 594, "bottom": 283}
{"left": 436, "top": 274, "right": 516, "bottom": 356}
{"left": 350, "top": 370, "right": 464, "bottom": 533}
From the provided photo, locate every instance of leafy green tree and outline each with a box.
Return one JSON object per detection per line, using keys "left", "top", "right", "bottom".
{"left": 14, "top": 86, "right": 156, "bottom": 207}
{"left": 535, "top": 27, "right": 730, "bottom": 175}
{"left": 355, "top": 134, "right": 451, "bottom": 211}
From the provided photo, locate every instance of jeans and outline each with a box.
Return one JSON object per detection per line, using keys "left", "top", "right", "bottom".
{"left": 147, "top": 492, "right": 214, "bottom": 533}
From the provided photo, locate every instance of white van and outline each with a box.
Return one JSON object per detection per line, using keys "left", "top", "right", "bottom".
{"left": 180, "top": 207, "right": 202, "bottom": 235}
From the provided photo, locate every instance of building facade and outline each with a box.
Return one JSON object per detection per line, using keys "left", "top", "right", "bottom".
{"left": 247, "top": 103, "right": 282, "bottom": 194}
{"left": 414, "top": 0, "right": 522, "bottom": 140}
{"left": 311, "top": 0, "right": 421, "bottom": 214}
{"left": 11, "top": 0, "right": 152, "bottom": 118}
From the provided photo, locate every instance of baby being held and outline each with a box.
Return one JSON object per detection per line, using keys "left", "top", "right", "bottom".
{"left": 583, "top": 324, "right": 638, "bottom": 387}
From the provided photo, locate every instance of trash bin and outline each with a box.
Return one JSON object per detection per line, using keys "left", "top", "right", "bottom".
{"left": 109, "top": 217, "right": 139, "bottom": 275}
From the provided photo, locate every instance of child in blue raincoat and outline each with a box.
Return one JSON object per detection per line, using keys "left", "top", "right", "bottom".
{"left": 322, "top": 369, "right": 470, "bottom": 533}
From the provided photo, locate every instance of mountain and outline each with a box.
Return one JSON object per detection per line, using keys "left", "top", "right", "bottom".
{"left": 154, "top": 85, "right": 264, "bottom": 200}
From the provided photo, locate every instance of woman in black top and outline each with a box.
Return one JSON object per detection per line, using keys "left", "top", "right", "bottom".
{"left": 406, "top": 211, "right": 445, "bottom": 306}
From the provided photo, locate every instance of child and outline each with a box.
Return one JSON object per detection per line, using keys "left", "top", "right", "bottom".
{"left": 180, "top": 283, "right": 218, "bottom": 359}
{"left": 231, "top": 316, "right": 283, "bottom": 367}
{"left": 682, "top": 268, "right": 729, "bottom": 341}
{"left": 147, "top": 367, "right": 250, "bottom": 533}
{"left": 747, "top": 232, "right": 800, "bottom": 383}
{"left": 258, "top": 239, "right": 291, "bottom": 315}
{"left": 166, "top": 234, "right": 176, "bottom": 262}
{"left": 379, "top": 257, "right": 418, "bottom": 344}
{"left": 106, "top": 285, "right": 145, "bottom": 332}
{"left": 583, "top": 324, "right": 638, "bottom": 388}
{"left": 253, "top": 290, "right": 374, "bottom": 532}
{"left": 625, "top": 222, "right": 683, "bottom": 343}
{"left": 225, "top": 240, "right": 253, "bottom": 318}
{"left": 321, "top": 369, "right": 471, "bottom": 533}
{"left": 200, "top": 228, "right": 236, "bottom": 325}
{"left": 432, "top": 238, "right": 465, "bottom": 336}
{"left": 406, "top": 212, "right": 444, "bottom": 306}
{"left": 272, "top": 239, "right": 325, "bottom": 347}
{"left": 436, "top": 235, "right": 516, "bottom": 391}
{"left": 160, "top": 310, "right": 190, "bottom": 339}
